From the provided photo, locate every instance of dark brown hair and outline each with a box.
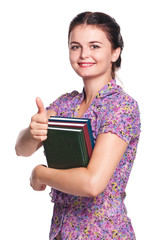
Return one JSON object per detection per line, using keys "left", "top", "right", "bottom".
{"left": 68, "top": 12, "right": 124, "bottom": 78}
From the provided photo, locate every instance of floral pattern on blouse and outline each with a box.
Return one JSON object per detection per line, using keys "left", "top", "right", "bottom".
{"left": 46, "top": 79, "right": 141, "bottom": 240}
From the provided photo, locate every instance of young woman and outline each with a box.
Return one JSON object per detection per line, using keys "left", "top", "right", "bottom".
{"left": 15, "top": 12, "right": 141, "bottom": 240}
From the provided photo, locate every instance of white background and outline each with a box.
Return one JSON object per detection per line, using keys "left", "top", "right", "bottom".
{"left": 0, "top": 0, "right": 156, "bottom": 239}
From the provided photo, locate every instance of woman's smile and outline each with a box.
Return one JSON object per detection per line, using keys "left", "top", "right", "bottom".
{"left": 69, "top": 25, "right": 119, "bottom": 81}
{"left": 78, "top": 62, "right": 96, "bottom": 68}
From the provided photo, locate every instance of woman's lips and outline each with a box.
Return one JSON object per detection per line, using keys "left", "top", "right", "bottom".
{"left": 78, "top": 62, "right": 95, "bottom": 68}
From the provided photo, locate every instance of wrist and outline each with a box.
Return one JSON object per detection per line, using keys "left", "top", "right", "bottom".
{"left": 30, "top": 165, "right": 47, "bottom": 191}
{"left": 35, "top": 165, "right": 47, "bottom": 184}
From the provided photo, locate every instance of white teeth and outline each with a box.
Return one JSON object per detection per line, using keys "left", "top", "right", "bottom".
{"left": 79, "top": 63, "right": 94, "bottom": 66}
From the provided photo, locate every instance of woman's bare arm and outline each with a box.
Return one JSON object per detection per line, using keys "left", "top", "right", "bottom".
{"left": 15, "top": 97, "right": 56, "bottom": 157}
{"left": 15, "top": 127, "right": 42, "bottom": 157}
{"left": 30, "top": 132, "right": 128, "bottom": 196}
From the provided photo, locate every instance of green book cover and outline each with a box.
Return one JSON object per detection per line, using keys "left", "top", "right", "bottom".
{"left": 49, "top": 116, "right": 95, "bottom": 149}
{"left": 48, "top": 121, "right": 93, "bottom": 158}
{"left": 43, "top": 126, "right": 89, "bottom": 169}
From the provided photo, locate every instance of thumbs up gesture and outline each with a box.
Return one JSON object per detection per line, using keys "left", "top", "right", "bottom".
{"left": 29, "top": 97, "right": 48, "bottom": 142}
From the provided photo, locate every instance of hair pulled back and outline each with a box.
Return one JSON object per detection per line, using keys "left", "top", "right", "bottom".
{"left": 68, "top": 12, "right": 124, "bottom": 78}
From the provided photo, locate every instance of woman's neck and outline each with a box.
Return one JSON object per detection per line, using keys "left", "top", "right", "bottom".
{"left": 82, "top": 75, "right": 112, "bottom": 104}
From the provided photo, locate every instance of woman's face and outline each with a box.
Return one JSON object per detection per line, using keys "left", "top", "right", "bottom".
{"left": 69, "top": 25, "right": 120, "bottom": 81}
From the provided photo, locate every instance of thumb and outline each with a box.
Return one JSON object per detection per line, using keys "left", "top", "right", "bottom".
{"left": 36, "top": 97, "right": 46, "bottom": 114}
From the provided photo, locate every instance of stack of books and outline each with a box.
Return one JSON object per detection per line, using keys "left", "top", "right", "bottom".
{"left": 43, "top": 116, "right": 95, "bottom": 169}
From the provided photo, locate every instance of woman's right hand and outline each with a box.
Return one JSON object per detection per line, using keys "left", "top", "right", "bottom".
{"left": 29, "top": 97, "right": 48, "bottom": 142}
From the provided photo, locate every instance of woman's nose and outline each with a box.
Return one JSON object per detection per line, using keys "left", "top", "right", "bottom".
{"left": 80, "top": 47, "right": 90, "bottom": 59}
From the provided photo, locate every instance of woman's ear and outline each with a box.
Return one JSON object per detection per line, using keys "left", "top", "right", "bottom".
{"left": 112, "top": 47, "right": 121, "bottom": 63}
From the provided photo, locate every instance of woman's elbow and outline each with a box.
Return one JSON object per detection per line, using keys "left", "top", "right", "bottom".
{"left": 15, "top": 144, "right": 21, "bottom": 156}
{"left": 15, "top": 144, "right": 32, "bottom": 157}
{"left": 85, "top": 177, "right": 104, "bottom": 198}
{"left": 15, "top": 145, "right": 24, "bottom": 157}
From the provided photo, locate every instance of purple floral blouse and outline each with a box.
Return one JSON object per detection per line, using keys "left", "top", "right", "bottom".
{"left": 46, "top": 79, "right": 141, "bottom": 240}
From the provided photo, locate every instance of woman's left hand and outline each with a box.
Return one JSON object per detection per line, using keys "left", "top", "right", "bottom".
{"left": 30, "top": 165, "right": 47, "bottom": 191}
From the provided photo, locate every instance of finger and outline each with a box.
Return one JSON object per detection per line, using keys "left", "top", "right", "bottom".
{"left": 30, "top": 129, "right": 48, "bottom": 137}
{"left": 30, "top": 121, "right": 48, "bottom": 130}
{"left": 31, "top": 113, "right": 48, "bottom": 125}
{"left": 30, "top": 128, "right": 47, "bottom": 141}
{"left": 32, "top": 135, "right": 47, "bottom": 142}
{"left": 36, "top": 97, "right": 46, "bottom": 114}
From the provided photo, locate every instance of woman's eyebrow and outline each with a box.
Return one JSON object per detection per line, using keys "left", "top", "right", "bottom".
{"left": 70, "top": 41, "right": 80, "bottom": 45}
{"left": 89, "top": 41, "right": 103, "bottom": 44}
{"left": 70, "top": 41, "right": 103, "bottom": 45}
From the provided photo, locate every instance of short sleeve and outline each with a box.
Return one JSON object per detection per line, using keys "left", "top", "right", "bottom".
{"left": 46, "top": 90, "right": 79, "bottom": 115}
{"left": 46, "top": 93, "right": 70, "bottom": 113}
{"left": 99, "top": 100, "right": 141, "bottom": 144}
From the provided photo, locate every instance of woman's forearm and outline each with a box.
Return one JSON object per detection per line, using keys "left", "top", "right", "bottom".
{"left": 30, "top": 133, "right": 128, "bottom": 197}
{"left": 15, "top": 98, "right": 50, "bottom": 157}
{"left": 32, "top": 165, "right": 97, "bottom": 197}
{"left": 15, "top": 127, "right": 42, "bottom": 157}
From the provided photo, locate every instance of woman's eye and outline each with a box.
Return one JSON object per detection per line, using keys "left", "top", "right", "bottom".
{"left": 91, "top": 45, "right": 100, "bottom": 49}
{"left": 71, "top": 45, "right": 80, "bottom": 50}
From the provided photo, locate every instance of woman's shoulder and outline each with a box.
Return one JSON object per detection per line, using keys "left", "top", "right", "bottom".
{"left": 46, "top": 90, "right": 81, "bottom": 111}
{"left": 108, "top": 85, "right": 140, "bottom": 114}
{"left": 59, "top": 90, "right": 80, "bottom": 101}
{"left": 97, "top": 80, "right": 139, "bottom": 114}
{"left": 119, "top": 87, "right": 139, "bottom": 113}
